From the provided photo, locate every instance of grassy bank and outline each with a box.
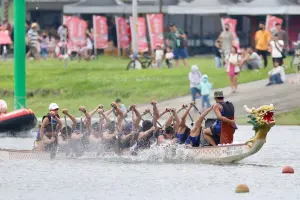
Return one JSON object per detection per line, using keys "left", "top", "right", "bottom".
{"left": 0, "top": 56, "right": 295, "bottom": 117}
{"left": 236, "top": 109, "right": 300, "bottom": 125}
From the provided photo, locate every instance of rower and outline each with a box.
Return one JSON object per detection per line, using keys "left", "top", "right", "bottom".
{"left": 120, "top": 105, "right": 142, "bottom": 150}
{"left": 57, "top": 108, "right": 77, "bottom": 152}
{"left": 0, "top": 99, "right": 8, "bottom": 116}
{"left": 36, "top": 103, "right": 62, "bottom": 151}
{"left": 101, "top": 102, "right": 124, "bottom": 152}
{"left": 71, "top": 106, "right": 91, "bottom": 153}
{"left": 185, "top": 105, "right": 213, "bottom": 147}
{"left": 157, "top": 108, "right": 178, "bottom": 145}
{"left": 175, "top": 104, "right": 191, "bottom": 144}
{"left": 202, "top": 91, "right": 236, "bottom": 146}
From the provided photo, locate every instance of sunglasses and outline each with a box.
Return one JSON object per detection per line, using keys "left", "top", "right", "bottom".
{"left": 51, "top": 108, "right": 59, "bottom": 111}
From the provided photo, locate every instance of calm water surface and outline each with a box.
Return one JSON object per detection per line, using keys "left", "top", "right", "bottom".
{"left": 0, "top": 126, "right": 299, "bottom": 200}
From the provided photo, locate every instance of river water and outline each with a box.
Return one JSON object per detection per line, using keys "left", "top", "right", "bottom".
{"left": 0, "top": 126, "right": 299, "bottom": 200}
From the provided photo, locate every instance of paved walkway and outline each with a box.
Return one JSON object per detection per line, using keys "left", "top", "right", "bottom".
{"left": 136, "top": 74, "right": 300, "bottom": 120}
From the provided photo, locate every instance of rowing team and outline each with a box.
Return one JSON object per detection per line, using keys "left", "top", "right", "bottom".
{"left": 34, "top": 91, "right": 236, "bottom": 154}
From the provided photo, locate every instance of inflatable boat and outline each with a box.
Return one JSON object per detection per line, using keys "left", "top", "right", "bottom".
{"left": 0, "top": 109, "right": 37, "bottom": 133}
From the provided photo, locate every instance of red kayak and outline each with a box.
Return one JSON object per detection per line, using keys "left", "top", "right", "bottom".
{"left": 0, "top": 109, "right": 37, "bottom": 133}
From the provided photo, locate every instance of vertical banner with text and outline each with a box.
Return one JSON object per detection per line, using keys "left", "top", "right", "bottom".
{"left": 115, "top": 16, "right": 130, "bottom": 51}
{"left": 146, "top": 14, "right": 164, "bottom": 51}
{"left": 130, "top": 17, "right": 148, "bottom": 52}
{"left": 266, "top": 15, "right": 283, "bottom": 35}
{"left": 63, "top": 16, "right": 88, "bottom": 52}
{"left": 93, "top": 15, "right": 108, "bottom": 49}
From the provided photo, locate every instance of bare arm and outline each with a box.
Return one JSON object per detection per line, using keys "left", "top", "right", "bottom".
{"left": 171, "top": 108, "right": 180, "bottom": 132}
{"left": 138, "top": 127, "right": 155, "bottom": 141}
{"left": 40, "top": 117, "right": 49, "bottom": 140}
{"left": 98, "top": 109, "right": 110, "bottom": 125}
{"left": 112, "top": 102, "right": 124, "bottom": 132}
{"left": 53, "top": 115, "right": 62, "bottom": 134}
{"left": 105, "top": 108, "right": 113, "bottom": 116}
{"left": 195, "top": 106, "right": 213, "bottom": 128}
{"left": 62, "top": 109, "right": 77, "bottom": 129}
{"left": 89, "top": 104, "right": 103, "bottom": 117}
{"left": 214, "top": 105, "right": 234, "bottom": 124}
{"left": 131, "top": 105, "right": 142, "bottom": 130}
{"left": 179, "top": 104, "right": 191, "bottom": 128}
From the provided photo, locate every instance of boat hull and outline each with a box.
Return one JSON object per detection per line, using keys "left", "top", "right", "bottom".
{"left": 0, "top": 109, "right": 37, "bottom": 133}
{"left": 0, "top": 140, "right": 265, "bottom": 163}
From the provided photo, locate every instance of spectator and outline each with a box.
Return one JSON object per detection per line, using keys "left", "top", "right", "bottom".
{"left": 115, "top": 98, "right": 127, "bottom": 114}
{"left": 240, "top": 47, "right": 262, "bottom": 70}
{"left": 189, "top": 65, "right": 202, "bottom": 102}
{"left": 166, "top": 23, "right": 188, "bottom": 68}
{"left": 154, "top": 44, "right": 164, "bottom": 68}
{"left": 269, "top": 33, "right": 284, "bottom": 66}
{"left": 165, "top": 46, "right": 174, "bottom": 68}
{"left": 218, "top": 24, "right": 233, "bottom": 60}
{"left": 40, "top": 32, "right": 48, "bottom": 59}
{"left": 255, "top": 22, "right": 271, "bottom": 68}
{"left": 266, "top": 60, "right": 285, "bottom": 86}
{"left": 213, "top": 40, "right": 222, "bottom": 68}
{"left": 275, "top": 23, "right": 288, "bottom": 54}
{"left": 197, "top": 74, "right": 212, "bottom": 110}
{"left": 46, "top": 32, "right": 56, "bottom": 58}
{"left": 58, "top": 24, "right": 68, "bottom": 42}
{"left": 26, "top": 23, "right": 40, "bottom": 60}
{"left": 226, "top": 46, "right": 241, "bottom": 93}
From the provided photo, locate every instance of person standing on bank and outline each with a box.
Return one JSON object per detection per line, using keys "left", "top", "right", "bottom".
{"left": 202, "top": 91, "right": 236, "bottom": 146}
{"left": 275, "top": 23, "right": 289, "bottom": 57}
{"left": 189, "top": 65, "right": 202, "bottom": 102}
{"left": 166, "top": 23, "right": 188, "bottom": 68}
{"left": 218, "top": 24, "right": 233, "bottom": 61}
{"left": 269, "top": 33, "right": 284, "bottom": 66}
{"left": 255, "top": 22, "right": 271, "bottom": 68}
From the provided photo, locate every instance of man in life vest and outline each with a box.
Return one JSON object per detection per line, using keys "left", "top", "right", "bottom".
{"left": 36, "top": 103, "right": 62, "bottom": 151}
{"left": 0, "top": 99, "right": 8, "bottom": 116}
{"left": 202, "top": 91, "right": 236, "bottom": 146}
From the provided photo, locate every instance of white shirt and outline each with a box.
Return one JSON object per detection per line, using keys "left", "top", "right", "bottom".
{"left": 155, "top": 49, "right": 164, "bottom": 60}
{"left": 86, "top": 38, "right": 93, "bottom": 49}
{"left": 270, "top": 40, "right": 284, "bottom": 58}
{"left": 268, "top": 66, "right": 286, "bottom": 82}
{"left": 165, "top": 52, "right": 174, "bottom": 59}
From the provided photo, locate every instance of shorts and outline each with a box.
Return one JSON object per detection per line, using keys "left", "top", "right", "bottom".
{"left": 173, "top": 48, "right": 188, "bottom": 60}
{"left": 30, "top": 46, "right": 38, "bottom": 55}
{"left": 210, "top": 125, "right": 221, "bottom": 145}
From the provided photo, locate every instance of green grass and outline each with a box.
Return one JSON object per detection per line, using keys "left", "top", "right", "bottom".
{"left": 0, "top": 56, "right": 295, "bottom": 117}
{"left": 236, "top": 109, "right": 300, "bottom": 125}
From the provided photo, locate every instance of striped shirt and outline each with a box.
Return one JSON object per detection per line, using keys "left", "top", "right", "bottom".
{"left": 27, "top": 29, "right": 39, "bottom": 47}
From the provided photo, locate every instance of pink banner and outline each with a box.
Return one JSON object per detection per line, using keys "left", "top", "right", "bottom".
{"left": 130, "top": 17, "right": 148, "bottom": 52}
{"left": 63, "top": 16, "right": 87, "bottom": 52}
{"left": 115, "top": 16, "right": 130, "bottom": 49}
{"left": 146, "top": 14, "right": 164, "bottom": 50}
{"left": 266, "top": 15, "right": 283, "bottom": 33}
{"left": 93, "top": 16, "right": 108, "bottom": 49}
{"left": 221, "top": 18, "right": 240, "bottom": 51}
{"left": 0, "top": 31, "right": 12, "bottom": 45}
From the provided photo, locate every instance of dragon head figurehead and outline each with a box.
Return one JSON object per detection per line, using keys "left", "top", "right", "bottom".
{"left": 243, "top": 104, "right": 276, "bottom": 146}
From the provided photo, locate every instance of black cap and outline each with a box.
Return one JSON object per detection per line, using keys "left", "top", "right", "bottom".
{"left": 115, "top": 98, "right": 121, "bottom": 103}
{"left": 169, "top": 23, "right": 175, "bottom": 27}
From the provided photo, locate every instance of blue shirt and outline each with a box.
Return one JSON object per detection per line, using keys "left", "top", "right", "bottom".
{"left": 197, "top": 78, "right": 212, "bottom": 96}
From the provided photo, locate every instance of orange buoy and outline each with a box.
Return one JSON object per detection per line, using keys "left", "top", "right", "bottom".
{"left": 235, "top": 184, "right": 249, "bottom": 193}
{"left": 282, "top": 166, "right": 294, "bottom": 174}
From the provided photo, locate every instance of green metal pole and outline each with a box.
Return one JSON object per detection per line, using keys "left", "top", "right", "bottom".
{"left": 14, "top": 0, "right": 26, "bottom": 109}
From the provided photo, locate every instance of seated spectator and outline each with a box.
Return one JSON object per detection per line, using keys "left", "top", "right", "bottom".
{"left": 266, "top": 60, "right": 285, "bottom": 86}
{"left": 241, "top": 47, "right": 262, "bottom": 70}
{"left": 213, "top": 40, "right": 222, "bottom": 68}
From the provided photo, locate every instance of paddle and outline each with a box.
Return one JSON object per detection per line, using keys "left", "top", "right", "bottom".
{"left": 148, "top": 112, "right": 162, "bottom": 128}
{"left": 183, "top": 107, "right": 194, "bottom": 127}
{"left": 50, "top": 116, "right": 57, "bottom": 159}
{"left": 129, "top": 107, "right": 139, "bottom": 155}
{"left": 149, "top": 105, "right": 157, "bottom": 147}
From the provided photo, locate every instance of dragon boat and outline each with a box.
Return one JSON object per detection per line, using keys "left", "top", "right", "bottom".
{"left": 0, "top": 104, "right": 275, "bottom": 163}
